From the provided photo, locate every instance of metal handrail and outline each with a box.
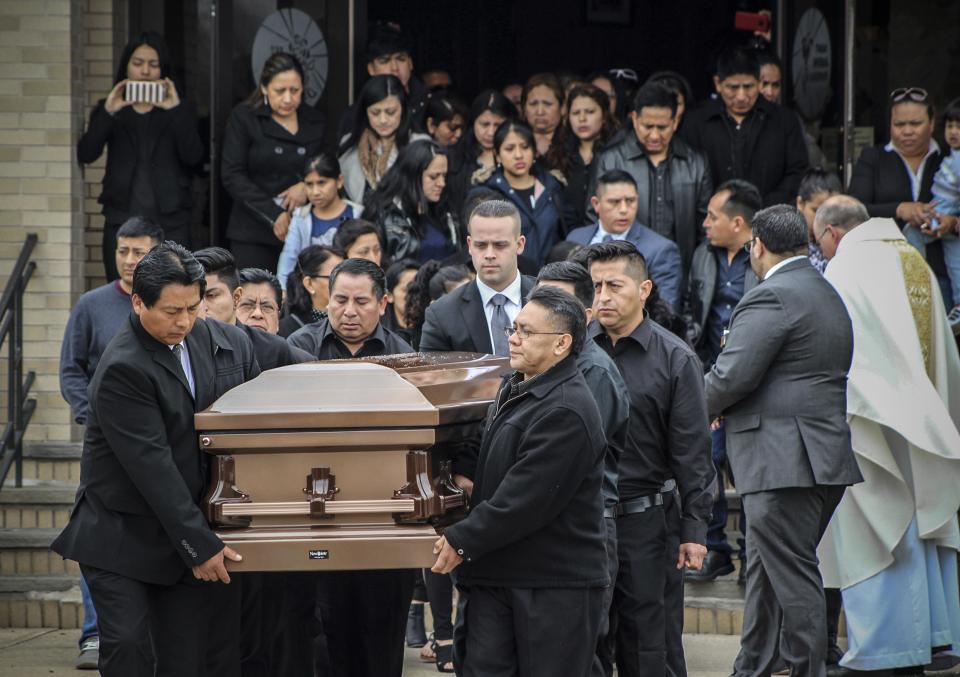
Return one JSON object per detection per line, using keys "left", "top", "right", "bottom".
{"left": 0, "top": 234, "right": 39, "bottom": 491}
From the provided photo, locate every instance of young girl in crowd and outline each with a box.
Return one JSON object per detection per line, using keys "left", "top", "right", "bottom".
{"left": 382, "top": 259, "right": 421, "bottom": 344}
{"left": 417, "top": 91, "right": 467, "bottom": 147}
{"left": 521, "top": 73, "right": 565, "bottom": 158}
{"left": 547, "top": 83, "right": 618, "bottom": 228}
{"left": 363, "top": 140, "right": 460, "bottom": 263}
{"left": 338, "top": 74, "right": 417, "bottom": 203}
{"left": 221, "top": 52, "right": 326, "bottom": 270}
{"left": 445, "top": 89, "right": 516, "bottom": 219}
{"left": 279, "top": 245, "right": 344, "bottom": 337}
{"left": 332, "top": 219, "right": 385, "bottom": 267}
{"left": 476, "top": 121, "right": 575, "bottom": 267}
{"left": 277, "top": 153, "right": 362, "bottom": 288}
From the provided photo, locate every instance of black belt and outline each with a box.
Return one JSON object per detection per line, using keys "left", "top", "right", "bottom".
{"left": 604, "top": 479, "right": 676, "bottom": 519}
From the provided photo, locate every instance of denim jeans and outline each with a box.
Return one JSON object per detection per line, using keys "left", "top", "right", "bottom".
{"left": 79, "top": 574, "right": 98, "bottom": 645}
{"left": 904, "top": 225, "right": 960, "bottom": 307}
{"left": 705, "top": 422, "right": 746, "bottom": 558}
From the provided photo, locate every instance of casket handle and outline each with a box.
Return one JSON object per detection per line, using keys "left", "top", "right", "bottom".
{"left": 304, "top": 466, "right": 340, "bottom": 518}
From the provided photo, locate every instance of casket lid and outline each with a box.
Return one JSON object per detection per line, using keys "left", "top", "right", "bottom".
{"left": 195, "top": 352, "right": 509, "bottom": 432}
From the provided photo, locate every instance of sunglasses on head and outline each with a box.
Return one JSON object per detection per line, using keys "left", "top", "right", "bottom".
{"left": 608, "top": 68, "right": 639, "bottom": 83}
{"left": 890, "top": 87, "right": 928, "bottom": 103}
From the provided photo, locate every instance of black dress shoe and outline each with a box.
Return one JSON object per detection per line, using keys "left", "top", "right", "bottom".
{"left": 827, "top": 665, "right": 894, "bottom": 677}
{"left": 405, "top": 602, "right": 427, "bottom": 648}
{"left": 737, "top": 560, "right": 746, "bottom": 586}
{"left": 686, "top": 551, "right": 735, "bottom": 582}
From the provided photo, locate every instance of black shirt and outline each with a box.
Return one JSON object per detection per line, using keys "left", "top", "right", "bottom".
{"left": 589, "top": 317, "right": 715, "bottom": 544}
{"left": 647, "top": 157, "right": 675, "bottom": 240}
{"left": 285, "top": 317, "right": 413, "bottom": 360}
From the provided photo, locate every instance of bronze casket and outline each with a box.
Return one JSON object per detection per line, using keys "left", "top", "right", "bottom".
{"left": 195, "top": 353, "right": 509, "bottom": 572}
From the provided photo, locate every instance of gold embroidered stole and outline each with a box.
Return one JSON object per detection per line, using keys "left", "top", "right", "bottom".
{"left": 890, "top": 239, "right": 934, "bottom": 377}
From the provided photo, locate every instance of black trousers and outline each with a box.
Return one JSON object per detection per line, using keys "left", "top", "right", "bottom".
{"left": 424, "top": 568, "right": 455, "bottom": 641}
{"left": 315, "top": 569, "right": 415, "bottom": 677}
{"left": 612, "top": 491, "right": 685, "bottom": 677}
{"left": 230, "top": 240, "right": 283, "bottom": 274}
{"left": 81, "top": 563, "right": 210, "bottom": 677}
{"left": 462, "top": 585, "right": 604, "bottom": 677}
{"left": 593, "top": 517, "right": 618, "bottom": 677}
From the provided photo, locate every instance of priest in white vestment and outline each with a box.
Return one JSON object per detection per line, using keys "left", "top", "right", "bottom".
{"left": 813, "top": 196, "right": 960, "bottom": 673}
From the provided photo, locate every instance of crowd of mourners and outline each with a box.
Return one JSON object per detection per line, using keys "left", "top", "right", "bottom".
{"left": 54, "top": 18, "right": 960, "bottom": 677}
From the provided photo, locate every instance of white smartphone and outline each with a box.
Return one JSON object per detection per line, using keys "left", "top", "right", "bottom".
{"left": 125, "top": 80, "right": 165, "bottom": 104}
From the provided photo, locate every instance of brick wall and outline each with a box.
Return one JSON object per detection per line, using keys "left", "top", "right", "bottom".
{"left": 0, "top": 0, "right": 116, "bottom": 443}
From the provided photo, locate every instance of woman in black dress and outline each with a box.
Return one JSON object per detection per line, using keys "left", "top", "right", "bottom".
{"left": 77, "top": 32, "right": 203, "bottom": 280}
{"left": 221, "top": 52, "right": 326, "bottom": 271}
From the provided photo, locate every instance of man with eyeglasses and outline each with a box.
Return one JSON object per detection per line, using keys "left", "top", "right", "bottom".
{"left": 433, "top": 285, "right": 609, "bottom": 677}
{"left": 586, "top": 240, "right": 715, "bottom": 677}
{"left": 685, "top": 46, "right": 809, "bottom": 207}
{"left": 681, "top": 179, "right": 761, "bottom": 586}
{"left": 193, "top": 247, "right": 311, "bottom": 371}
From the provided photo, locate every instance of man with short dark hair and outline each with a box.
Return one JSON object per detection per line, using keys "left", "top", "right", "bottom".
{"left": 58, "top": 214, "right": 163, "bottom": 670}
{"left": 682, "top": 179, "right": 762, "bottom": 584}
{"left": 287, "top": 257, "right": 412, "bottom": 359}
{"left": 288, "top": 256, "right": 416, "bottom": 677}
{"left": 193, "top": 247, "right": 310, "bottom": 371}
{"left": 433, "top": 284, "right": 609, "bottom": 677}
{"left": 590, "top": 83, "right": 712, "bottom": 275}
{"left": 685, "top": 46, "right": 809, "bottom": 207}
{"left": 52, "top": 242, "right": 260, "bottom": 677}
{"left": 536, "top": 261, "right": 630, "bottom": 676}
{"left": 587, "top": 241, "right": 715, "bottom": 677}
{"left": 705, "top": 205, "right": 862, "bottom": 677}
{"left": 235, "top": 268, "right": 283, "bottom": 334}
{"left": 568, "top": 170, "right": 684, "bottom": 310}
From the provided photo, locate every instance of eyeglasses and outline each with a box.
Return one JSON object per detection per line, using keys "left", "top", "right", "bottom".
{"left": 503, "top": 327, "right": 569, "bottom": 340}
{"left": 236, "top": 299, "right": 279, "bottom": 315}
{"left": 813, "top": 226, "right": 833, "bottom": 247}
{"left": 890, "top": 87, "right": 928, "bottom": 103}
{"left": 608, "top": 68, "right": 638, "bottom": 83}
{"left": 743, "top": 237, "right": 756, "bottom": 254}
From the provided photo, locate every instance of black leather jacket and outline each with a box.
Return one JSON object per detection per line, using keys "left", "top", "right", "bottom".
{"left": 589, "top": 134, "right": 712, "bottom": 275}
{"left": 380, "top": 201, "right": 460, "bottom": 263}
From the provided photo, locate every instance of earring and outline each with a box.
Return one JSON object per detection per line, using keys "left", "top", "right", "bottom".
{"left": 309, "top": 289, "right": 315, "bottom": 295}
{"left": 263, "top": 95, "right": 268, "bottom": 106}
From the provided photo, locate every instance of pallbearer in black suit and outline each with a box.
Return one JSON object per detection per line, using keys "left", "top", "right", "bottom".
{"left": 587, "top": 241, "right": 715, "bottom": 677}
{"left": 433, "top": 285, "right": 609, "bottom": 677}
{"left": 51, "top": 243, "right": 260, "bottom": 677}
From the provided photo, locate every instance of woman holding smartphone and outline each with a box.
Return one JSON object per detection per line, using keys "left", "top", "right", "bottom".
{"left": 221, "top": 52, "right": 326, "bottom": 271}
{"left": 77, "top": 32, "right": 202, "bottom": 280}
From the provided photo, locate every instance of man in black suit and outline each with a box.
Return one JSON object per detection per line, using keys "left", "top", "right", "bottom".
{"left": 704, "top": 206, "right": 862, "bottom": 677}
{"left": 51, "top": 242, "right": 260, "bottom": 677}
{"left": 420, "top": 198, "right": 537, "bottom": 484}
{"left": 433, "top": 285, "right": 609, "bottom": 677}
{"left": 684, "top": 46, "right": 809, "bottom": 207}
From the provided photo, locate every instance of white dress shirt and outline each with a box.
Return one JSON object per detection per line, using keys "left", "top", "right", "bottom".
{"left": 764, "top": 255, "right": 808, "bottom": 280}
{"left": 589, "top": 221, "right": 630, "bottom": 245}
{"left": 475, "top": 273, "right": 523, "bottom": 350}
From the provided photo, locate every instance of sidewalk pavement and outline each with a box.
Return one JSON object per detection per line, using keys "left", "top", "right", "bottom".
{"left": 0, "top": 628, "right": 742, "bottom": 676}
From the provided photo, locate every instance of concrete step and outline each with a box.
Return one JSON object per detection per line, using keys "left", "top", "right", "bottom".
{"left": 9, "top": 443, "right": 82, "bottom": 483}
{"left": 0, "top": 589, "right": 83, "bottom": 629}
{"left": 0, "top": 481, "right": 76, "bottom": 529}
{"left": 0, "top": 529, "right": 79, "bottom": 577}
{"left": 0, "top": 576, "right": 76, "bottom": 594}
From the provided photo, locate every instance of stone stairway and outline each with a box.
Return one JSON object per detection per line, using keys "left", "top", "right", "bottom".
{"left": 0, "top": 444, "right": 749, "bottom": 634}
{"left": 0, "top": 443, "right": 83, "bottom": 629}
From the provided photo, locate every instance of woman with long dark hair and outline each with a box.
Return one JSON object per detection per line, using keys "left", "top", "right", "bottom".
{"left": 474, "top": 121, "right": 575, "bottom": 266}
{"left": 338, "top": 74, "right": 420, "bottom": 203}
{"left": 221, "top": 52, "right": 326, "bottom": 270}
{"left": 415, "top": 91, "right": 467, "bottom": 148}
{"left": 546, "top": 84, "right": 619, "bottom": 229}
{"left": 363, "top": 140, "right": 459, "bottom": 263}
{"left": 279, "top": 244, "right": 343, "bottom": 337}
{"left": 445, "top": 89, "right": 516, "bottom": 220}
{"left": 78, "top": 31, "right": 203, "bottom": 280}
{"left": 381, "top": 259, "right": 421, "bottom": 343}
